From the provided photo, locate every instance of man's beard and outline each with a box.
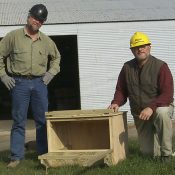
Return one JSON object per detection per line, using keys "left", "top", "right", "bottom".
{"left": 27, "top": 24, "right": 39, "bottom": 33}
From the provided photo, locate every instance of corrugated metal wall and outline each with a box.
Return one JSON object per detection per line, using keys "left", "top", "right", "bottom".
{"left": 77, "top": 21, "right": 175, "bottom": 122}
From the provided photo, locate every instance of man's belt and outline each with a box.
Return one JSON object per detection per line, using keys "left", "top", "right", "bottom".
{"left": 13, "top": 74, "right": 42, "bottom": 80}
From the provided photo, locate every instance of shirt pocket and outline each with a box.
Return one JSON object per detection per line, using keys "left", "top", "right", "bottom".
{"left": 11, "top": 49, "right": 28, "bottom": 62}
{"left": 38, "top": 50, "right": 48, "bottom": 67}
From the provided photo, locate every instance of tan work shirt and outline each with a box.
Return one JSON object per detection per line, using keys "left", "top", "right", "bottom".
{"left": 0, "top": 27, "right": 61, "bottom": 76}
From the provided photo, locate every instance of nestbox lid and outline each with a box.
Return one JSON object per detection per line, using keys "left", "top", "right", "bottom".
{"left": 45, "top": 109, "right": 126, "bottom": 120}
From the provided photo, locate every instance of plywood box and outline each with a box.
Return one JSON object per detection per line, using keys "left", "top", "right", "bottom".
{"left": 38, "top": 109, "right": 128, "bottom": 168}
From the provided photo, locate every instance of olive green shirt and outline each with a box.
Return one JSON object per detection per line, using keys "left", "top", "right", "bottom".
{"left": 0, "top": 27, "right": 61, "bottom": 76}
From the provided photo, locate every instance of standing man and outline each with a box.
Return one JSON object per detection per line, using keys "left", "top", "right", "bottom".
{"left": 0, "top": 4, "right": 61, "bottom": 168}
{"left": 108, "top": 32, "right": 174, "bottom": 162}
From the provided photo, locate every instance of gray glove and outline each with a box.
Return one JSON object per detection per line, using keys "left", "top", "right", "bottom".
{"left": 42, "top": 72, "right": 54, "bottom": 85}
{"left": 0, "top": 75, "right": 15, "bottom": 90}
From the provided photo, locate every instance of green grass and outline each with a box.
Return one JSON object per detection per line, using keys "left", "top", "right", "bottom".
{"left": 1, "top": 139, "right": 175, "bottom": 175}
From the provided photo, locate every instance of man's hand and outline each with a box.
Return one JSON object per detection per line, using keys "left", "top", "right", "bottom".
{"left": 0, "top": 75, "right": 15, "bottom": 90}
{"left": 108, "top": 104, "right": 119, "bottom": 112}
{"left": 139, "top": 107, "right": 153, "bottom": 120}
{"left": 42, "top": 72, "right": 54, "bottom": 85}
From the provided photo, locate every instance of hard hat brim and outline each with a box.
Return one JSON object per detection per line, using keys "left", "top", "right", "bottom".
{"left": 130, "top": 43, "right": 151, "bottom": 49}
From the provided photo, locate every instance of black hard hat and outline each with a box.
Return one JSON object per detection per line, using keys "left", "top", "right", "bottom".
{"left": 29, "top": 4, "right": 48, "bottom": 22}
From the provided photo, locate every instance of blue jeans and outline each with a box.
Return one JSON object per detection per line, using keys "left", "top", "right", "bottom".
{"left": 10, "top": 76, "right": 48, "bottom": 160}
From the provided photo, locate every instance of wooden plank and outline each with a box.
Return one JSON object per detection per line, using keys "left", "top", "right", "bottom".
{"left": 46, "top": 117, "right": 109, "bottom": 122}
{"left": 109, "top": 112, "right": 128, "bottom": 164}
{"left": 46, "top": 111, "right": 124, "bottom": 118}
{"left": 85, "top": 149, "right": 112, "bottom": 166}
{"left": 45, "top": 109, "right": 126, "bottom": 119}
{"left": 46, "top": 112, "right": 127, "bottom": 120}
{"left": 38, "top": 149, "right": 112, "bottom": 167}
{"left": 46, "top": 109, "right": 114, "bottom": 115}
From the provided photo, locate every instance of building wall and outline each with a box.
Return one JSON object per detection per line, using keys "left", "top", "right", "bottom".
{"left": 77, "top": 21, "right": 175, "bottom": 122}
{"left": 0, "top": 20, "right": 175, "bottom": 122}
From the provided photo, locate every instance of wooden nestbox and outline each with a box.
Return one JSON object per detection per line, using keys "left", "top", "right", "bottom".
{"left": 38, "top": 109, "right": 128, "bottom": 169}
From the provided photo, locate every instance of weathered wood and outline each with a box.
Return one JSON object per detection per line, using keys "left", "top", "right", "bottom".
{"left": 39, "top": 109, "right": 128, "bottom": 168}
{"left": 45, "top": 109, "right": 123, "bottom": 119}
{"left": 109, "top": 112, "right": 128, "bottom": 164}
{"left": 38, "top": 149, "right": 112, "bottom": 167}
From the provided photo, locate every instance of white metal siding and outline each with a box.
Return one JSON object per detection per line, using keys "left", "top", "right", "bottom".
{"left": 77, "top": 21, "right": 175, "bottom": 122}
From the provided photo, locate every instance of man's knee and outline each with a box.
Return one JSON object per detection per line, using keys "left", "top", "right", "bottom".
{"left": 155, "top": 107, "right": 171, "bottom": 121}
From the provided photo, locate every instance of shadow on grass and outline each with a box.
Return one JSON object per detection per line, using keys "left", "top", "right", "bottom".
{"left": 127, "top": 138, "right": 142, "bottom": 157}
{"left": 0, "top": 150, "right": 38, "bottom": 161}
{"left": 0, "top": 149, "right": 45, "bottom": 171}
{"left": 25, "top": 150, "right": 38, "bottom": 160}
{"left": 0, "top": 150, "right": 10, "bottom": 164}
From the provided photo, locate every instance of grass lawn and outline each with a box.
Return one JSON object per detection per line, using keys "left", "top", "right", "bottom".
{"left": 0, "top": 139, "right": 175, "bottom": 175}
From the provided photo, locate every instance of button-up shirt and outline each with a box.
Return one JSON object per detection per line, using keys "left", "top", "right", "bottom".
{"left": 0, "top": 27, "right": 61, "bottom": 76}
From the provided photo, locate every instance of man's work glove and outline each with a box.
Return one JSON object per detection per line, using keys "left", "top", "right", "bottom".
{"left": 0, "top": 75, "right": 15, "bottom": 90}
{"left": 42, "top": 72, "right": 54, "bottom": 85}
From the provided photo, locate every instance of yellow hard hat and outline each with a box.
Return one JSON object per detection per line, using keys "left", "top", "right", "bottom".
{"left": 130, "top": 32, "right": 151, "bottom": 48}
